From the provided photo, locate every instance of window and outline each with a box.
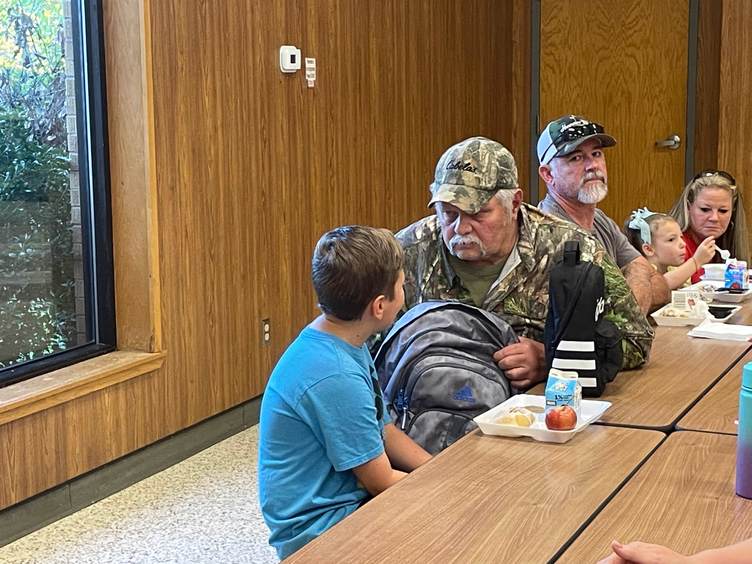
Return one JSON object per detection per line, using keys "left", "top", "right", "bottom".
{"left": 0, "top": 0, "right": 114, "bottom": 387}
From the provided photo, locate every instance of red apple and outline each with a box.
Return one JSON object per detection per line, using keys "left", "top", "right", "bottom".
{"left": 545, "top": 405, "right": 577, "bottom": 431}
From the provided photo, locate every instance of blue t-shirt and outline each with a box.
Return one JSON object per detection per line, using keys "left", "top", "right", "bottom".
{"left": 258, "top": 326, "right": 390, "bottom": 559}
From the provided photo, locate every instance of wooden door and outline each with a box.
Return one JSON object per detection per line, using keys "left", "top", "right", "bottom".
{"left": 539, "top": 0, "right": 689, "bottom": 226}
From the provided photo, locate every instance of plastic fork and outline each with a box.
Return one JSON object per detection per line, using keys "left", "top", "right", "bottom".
{"left": 715, "top": 245, "right": 731, "bottom": 261}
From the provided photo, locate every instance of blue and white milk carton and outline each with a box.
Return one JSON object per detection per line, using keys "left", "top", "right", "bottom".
{"left": 725, "top": 259, "right": 748, "bottom": 289}
{"left": 544, "top": 369, "right": 582, "bottom": 430}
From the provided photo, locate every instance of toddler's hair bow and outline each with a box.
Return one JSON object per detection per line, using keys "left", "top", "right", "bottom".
{"left": 628, "top": 207, "right": 656, "bottom": 245}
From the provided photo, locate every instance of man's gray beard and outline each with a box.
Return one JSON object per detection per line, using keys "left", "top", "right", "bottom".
{"left": 578, "top": 181, "right": 608, "bottom": 204}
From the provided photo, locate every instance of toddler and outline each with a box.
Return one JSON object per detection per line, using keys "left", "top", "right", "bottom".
{"left": 625, "top": 208, "right": 715, "bottom": 290}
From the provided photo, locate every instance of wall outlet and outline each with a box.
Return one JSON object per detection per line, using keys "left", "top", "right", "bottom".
{"left": 261, "top": 318, "right": 271, "bottom": 345}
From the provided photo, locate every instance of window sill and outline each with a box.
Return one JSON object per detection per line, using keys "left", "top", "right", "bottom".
{"left": 0, "top": 350, "right": 166, "bottom": 426}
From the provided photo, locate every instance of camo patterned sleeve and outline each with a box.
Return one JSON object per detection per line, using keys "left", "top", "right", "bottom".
{"left": 395, "top": 216, "right": 450, "bottom": 311}
{"left": 597, "top": 252, "right": 654, "bottom": 368}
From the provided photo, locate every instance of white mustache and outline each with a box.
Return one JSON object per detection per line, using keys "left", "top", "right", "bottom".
{"left": 449, "top": 234, "right": 482, "bottom": 248}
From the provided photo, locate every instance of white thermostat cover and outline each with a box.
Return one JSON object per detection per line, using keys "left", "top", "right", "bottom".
{"left": 279, "top": 45, "right": 301, "bottom": 73}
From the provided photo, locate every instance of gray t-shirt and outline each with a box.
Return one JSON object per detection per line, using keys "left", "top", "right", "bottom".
{"left": 538, "top": 194, "right": 640, "bottom": 269}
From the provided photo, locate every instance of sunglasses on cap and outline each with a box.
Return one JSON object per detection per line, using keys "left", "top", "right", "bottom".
{"left": 692, "top": 169, "right": 736, "bottom": 186}
{"left": 555, "top": 120, "right": 605, "bottom": 144}
{"left": 540, "top": 121, "right": 606, "bottom": 163}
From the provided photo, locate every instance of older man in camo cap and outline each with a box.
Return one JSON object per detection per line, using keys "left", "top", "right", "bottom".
{"left": 395, "top": 136, "right": 653, "bottom": 388}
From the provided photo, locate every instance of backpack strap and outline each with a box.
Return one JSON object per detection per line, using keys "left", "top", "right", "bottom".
{"left": 551, "top": 261, "right": 593, "bottom": 348}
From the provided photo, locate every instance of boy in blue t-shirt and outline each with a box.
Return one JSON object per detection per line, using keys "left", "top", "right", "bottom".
{"left": 258, "top": 225, "right": 431, "bottom": 559}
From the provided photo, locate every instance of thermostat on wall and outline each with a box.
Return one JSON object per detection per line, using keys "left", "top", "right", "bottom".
{"left": 279, "top": 45, "right": 301, "bottom": 73}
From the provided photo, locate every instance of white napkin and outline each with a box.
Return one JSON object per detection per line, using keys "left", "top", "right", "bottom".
{"left": 687, "top": 319, "right": 752, "bottom": 341}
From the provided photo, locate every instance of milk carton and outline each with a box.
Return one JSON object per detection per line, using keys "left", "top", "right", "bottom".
{"left": 725, "top": 260, "right": 748, "bottom": 289}
{"left": 544, "top": 369, "right": 582, "bottom": 430}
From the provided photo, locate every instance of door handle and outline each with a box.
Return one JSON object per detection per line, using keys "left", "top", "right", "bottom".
{"left": 655, "top": 134, "right": 681, "bottom": 150}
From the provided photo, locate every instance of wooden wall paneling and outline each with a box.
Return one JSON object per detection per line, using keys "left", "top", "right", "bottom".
{"left": 226, "top": 1, "right": 261, "bottom": 405}
{"left": 105, "top": 0, "right": 162, "bottom": 352}
{"left": 718, "top": 0, "right": 752, "bottom": 255}
{"left": 693, "top": 0, "right": 722, "bottom": 172}
{"left": 0, "top": 370, "right": 165, "bottom": 509}
{"left": 241, "top": 1, "right": 281, "bottom": 392}
{"left": 0, "top": 407, "right": 68, "bottom": 509}
{"left": 276, "top": 0, "right": 312, "bottom": 369}
{"left": 150, "top": 1, "right": 259, "bottom": 422}
{"left": 149, "top": 0, "right": 197, "bottom": 430}
{"left": 512, "top": 0, "right": 532, "bottom": 197}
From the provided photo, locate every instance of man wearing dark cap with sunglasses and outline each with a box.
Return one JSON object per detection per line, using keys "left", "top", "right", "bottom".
{"left": 393, "top": 136, "right": 653, "bottom": 389}
{"left": 537, "top": 115, "right": 669, "bottom": 314}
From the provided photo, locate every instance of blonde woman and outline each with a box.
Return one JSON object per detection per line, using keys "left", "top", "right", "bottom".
{"left": 669, "top": 170, "right": 749, "bottom": 283}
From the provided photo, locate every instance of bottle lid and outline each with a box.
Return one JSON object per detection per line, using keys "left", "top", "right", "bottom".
{"left": 743, "top": 362, "right": 752, "bottom": 389}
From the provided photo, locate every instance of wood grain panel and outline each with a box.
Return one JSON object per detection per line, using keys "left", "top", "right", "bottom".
{"left": 0, "top": 351, "right": 164, "bottom": 426}
{"left": 693, "top": 0, "right": 723, "bottom": 172}
{"left": 540, "top": 0, "right": 688, "bottom": 226}
{"left": 560, "top": 432, "right": 752, "bottom": 562}
{"left": 718, "top": 0, "right": 752, "bottom": 256}
{"left": 529, "top": 318, "right": 751, "bottom": 430}
{"left": 288, "top": 426, "right": 663, "bottom": 563}
{"left": 511, "top": 0, "right": 532, "bottom": 197}
{"left": 678, "top": 348, "right": 752, "bottom": 434}
{"left": 106, "top": 0, "right": 162, "bottom": 352}
{"left": 149, "top": 0, "right": 517, "bottom": 420}
{"left": 0, "top": 367, "right": 166, "bottom": 509}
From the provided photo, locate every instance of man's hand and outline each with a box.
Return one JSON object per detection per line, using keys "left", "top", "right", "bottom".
{"left": 492, "top": 337, "right": 546, "bottom": 390}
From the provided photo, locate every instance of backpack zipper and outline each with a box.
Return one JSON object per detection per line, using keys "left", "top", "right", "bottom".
{"left": 395, "top": 388, "right": 408, "bottom": 429}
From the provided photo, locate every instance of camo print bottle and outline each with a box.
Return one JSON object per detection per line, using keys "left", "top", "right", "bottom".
{"left": 737, "top": 363, "right": 752, "bottom": 499}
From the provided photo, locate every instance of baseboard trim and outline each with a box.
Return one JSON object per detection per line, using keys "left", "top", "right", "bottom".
{"left": 0, "top": 395, "right": 262, "bottom": 548}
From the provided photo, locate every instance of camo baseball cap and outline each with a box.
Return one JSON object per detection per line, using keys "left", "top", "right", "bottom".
{"left": 537, "top": 115, "right": 616, "bottom": 166}
{"left": 428, "top": 137, "right": 518, "bottom": 215}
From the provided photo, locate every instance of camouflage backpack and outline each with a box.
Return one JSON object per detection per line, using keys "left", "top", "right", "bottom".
{"left": 374, "top": 301, "right": 518, "bottom": 454}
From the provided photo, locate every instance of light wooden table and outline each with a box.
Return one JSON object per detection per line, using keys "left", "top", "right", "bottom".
{"left": 677, "top": 349, "right": 752, "bottom": 434}
{"left": 727, "top": 300, "right": 752, "bottom": 325}
{"left": 287, "top": 426, "right": 664, "bottom": 563}
{"left": 530, "top": 323, "right": 751, "bottom": 431}
{"left": 559, "top": 431, "right": 752, "bottom": 562}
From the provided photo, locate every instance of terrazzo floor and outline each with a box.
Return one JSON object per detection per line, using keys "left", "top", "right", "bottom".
{"left": 0, "top": 425, "right": 279, "bottom": 564}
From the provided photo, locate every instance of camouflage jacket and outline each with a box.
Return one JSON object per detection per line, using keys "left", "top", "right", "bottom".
{"left": 396, "top": 203, "right": 654, "bottom": 369}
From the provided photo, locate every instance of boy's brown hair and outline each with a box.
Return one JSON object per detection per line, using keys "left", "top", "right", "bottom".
{"left": 312, "top": 225, "right": 404, "bottom": 321}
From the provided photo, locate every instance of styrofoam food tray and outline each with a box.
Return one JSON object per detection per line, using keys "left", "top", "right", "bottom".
{"left": 700, "top": 263, "right": 726, "bottom": 281}
{"left": 682, "top": 280, "right": 752, "bottom": 303}
{"left": 651, "top": 303, "right": 741, "bottom": 326}
{"left": 474, "top": 394, "right": 611, "bottom": 444}
{"left": 651, "top": 303, "right": 705, "bottom": 326}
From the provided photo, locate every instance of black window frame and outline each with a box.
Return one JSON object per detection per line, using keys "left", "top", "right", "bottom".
{"left": 0, "top": 0, "right": 116, "bottom": 387}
